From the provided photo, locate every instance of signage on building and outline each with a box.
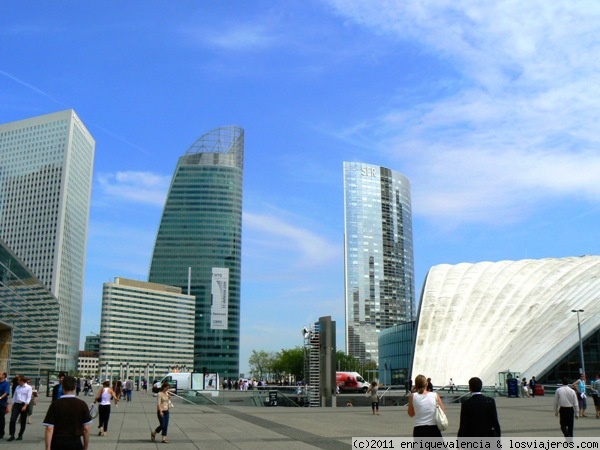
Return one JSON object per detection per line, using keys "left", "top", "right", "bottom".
{"left": 210, "top": 267, "right": 229, "bottom": 330}
{"left": 361, "top": 166, "right": 377, "bottom": 177}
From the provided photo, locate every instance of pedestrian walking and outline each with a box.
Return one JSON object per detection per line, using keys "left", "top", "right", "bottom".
{"left": 592, "top": 373, "right": 600, "bottom": 418}
{"left": 0, "top": 372, "right": 10, "bottom": 439}
{"left": 151, "top": 382, "right": 173, "bottom": 444}
{"left": 408, "top": 374, "right": 445, "bottom": 438}
{"left": 113, "top": 379, "right": 122, "bottom": 404}
{"left": 521, "top": 378, "right": 530, "bottom": 398}
{"left": 125, "top": 378, "right": 134, "bottom": 401}
{"left": 52, "top": 372, "right": 66, "bottom": 402}
{"left": 26, "top": 379, "right": 37, "bottom": 424}
{"left": 555, "top": 377, "right": 579, "bottom": 439}
{"left": 426, "top": 378, "right": 433, "bottom": 392}
{"left": 94, "top": 380, "right": 117, "bottom": 437}
{"left": 7, "top": 375, "right": 32, "bottom": 441}
{"left": 529, "top": 377, "right": 537, "bottom": 398}
{"left": 367, "top": 381, "right": 381, "bottom": 415}
{"left": 43, "top": 375, "right": 93, "bottom": 450}
{"left": 573, "top": 374, "right": 587, "bottom": 417}
{"left": 457, "top": 377, "right": 501, "bottom": 437}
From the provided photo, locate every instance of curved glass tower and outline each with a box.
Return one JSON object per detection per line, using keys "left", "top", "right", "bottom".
{"left": 149, "top": 126, "right": 243, "bottom": 379}
{"left": 343, "top": 162, "right": 414, "bottom": 365}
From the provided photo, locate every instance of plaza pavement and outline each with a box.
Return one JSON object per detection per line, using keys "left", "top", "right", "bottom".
{"left": 5, "top": 390, "right": 600, "bottom": 449}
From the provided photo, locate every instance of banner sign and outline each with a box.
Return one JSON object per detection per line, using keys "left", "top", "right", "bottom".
{"left": 210, "top": 268, "right": 229, "bottom": 330}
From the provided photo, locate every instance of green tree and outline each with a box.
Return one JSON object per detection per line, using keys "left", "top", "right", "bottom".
{"left": 248, "top": 350, "right": 275, "bottom": 381}
{"left": 336, "top": 351, "right": 358, "bottom": 371}
{"left": 277, "top": 347, "right": 304, "bottom": 382}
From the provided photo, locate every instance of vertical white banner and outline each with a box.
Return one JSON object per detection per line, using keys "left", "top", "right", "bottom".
{"left": 210, "top": 267, "right": 229, "bottom": 330}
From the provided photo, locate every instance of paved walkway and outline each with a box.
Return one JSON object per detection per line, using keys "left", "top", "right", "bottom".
{"left": 5, "top": 391, "right": 600, "bottom": 449}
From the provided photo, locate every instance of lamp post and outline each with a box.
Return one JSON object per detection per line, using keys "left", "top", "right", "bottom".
{"left": 384, "top": 362, "right": 388, "bottom": 386}
{"left": 572, "top": 309, "right": 586, "bottom": 378}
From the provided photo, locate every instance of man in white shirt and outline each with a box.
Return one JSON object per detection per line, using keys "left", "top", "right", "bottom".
{"left": 554, "top": 377, "right": 579, "bottom": 439}
{"left": 7, "top": 376, "right": 32, "bottom": 441}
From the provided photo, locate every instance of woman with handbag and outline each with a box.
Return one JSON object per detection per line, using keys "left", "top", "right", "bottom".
{"left": 408, "top": 374, "right": 446, "bottom": 438}
{"left": 151, "top": 382, "right": 173, "bottom": 443}
{"left": 94, "top": 380, "right": 117, "bottom": 437}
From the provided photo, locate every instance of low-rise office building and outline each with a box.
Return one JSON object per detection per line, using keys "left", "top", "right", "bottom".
{"left": 98, "top": 277, "right": 195, "bottom": 381}
{"left": 78, "top": 351, "right": 99, "bottom": 378}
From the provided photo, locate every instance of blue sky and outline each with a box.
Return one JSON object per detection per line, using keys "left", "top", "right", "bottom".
{"left": 1, "top": 1, "right": 599, "bottom": 374}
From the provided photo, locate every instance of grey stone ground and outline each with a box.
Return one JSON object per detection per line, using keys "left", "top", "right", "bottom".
{"left": 4, "top": 390, "right": 599, "bottom": 449}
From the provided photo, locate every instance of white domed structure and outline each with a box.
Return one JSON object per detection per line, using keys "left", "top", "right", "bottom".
{"left": 412, "top": 255, "right": 600, "bottom": 387}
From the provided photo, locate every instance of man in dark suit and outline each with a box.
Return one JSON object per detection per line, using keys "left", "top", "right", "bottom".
{"left": 458, "top": 377, "right": 501, "bottom": 437}
{"left": 51, "top": 372, "right": 66, "bottom": 403}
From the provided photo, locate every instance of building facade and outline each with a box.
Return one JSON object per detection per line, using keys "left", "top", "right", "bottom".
{"left": 77, "top": 351, "right": 99, "bottom": 378}
{"left": 0, "top": 239, "right": 59, "bottom": 378}
{"left": 98, "top": 277, "right": 195, "bottom": 380}
{"left": 378, "top": 321, "right": 415, "bottom": 387}
{"left": 84, "top": 334, "right": 101, "bottom": 353}
{"left": 343, "top": 162, "right": 415, "bottom": 365}
{"left": 0, "top": 110, "right": 95, "bottom": 371}
{"left": 149, "top": 126, "right": 243, "bottom": 380}
{"left": 413, "top": 256, "right": 600, "bottom": 387}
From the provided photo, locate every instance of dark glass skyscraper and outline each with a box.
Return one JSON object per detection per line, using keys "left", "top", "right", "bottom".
{"left": 343, "top": 162, "right": 415, "bottom": 365}
{"left": 149, "top": 126, "right": 243, "bottom": 379}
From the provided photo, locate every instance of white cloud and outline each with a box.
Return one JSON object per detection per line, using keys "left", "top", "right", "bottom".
{"left": 324, "top": 0, "right": 600, "bottom": 225}
{"left": 180, "top": 21, "right": 280, "bottom": 52}
{"left": 243, "top": 211, "right": 340, "bottom": 268}
{"left": 96, "top": 171, "right": 170, "bottom": 207}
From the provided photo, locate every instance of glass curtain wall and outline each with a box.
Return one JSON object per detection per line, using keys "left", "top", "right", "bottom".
{"left": 149, "top": 127, "right": 243, "bottom": 381}
{"left": 343, "top": 162, "right": 415, "bottom": 365}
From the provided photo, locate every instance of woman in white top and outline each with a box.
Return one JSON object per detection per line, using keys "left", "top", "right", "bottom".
{"left": 151, "top": 382, "right": 172, "bottom": 443}
{"left": 521, "top": 378, "right": 530, "bottom": 398}
{"left": 408, "top": 374, "right": 445, "bottom": 437}
{"left": 94, "top": 380, "right": 116, "bottom": 437}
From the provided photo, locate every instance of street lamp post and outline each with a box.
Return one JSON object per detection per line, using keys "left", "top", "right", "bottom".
{"left": 572, "top": 309, "right": 586, "bottom": 378}
{"left": 384, "top": 362, "right": 388, "bottom": 386}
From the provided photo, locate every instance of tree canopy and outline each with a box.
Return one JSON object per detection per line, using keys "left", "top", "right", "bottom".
{"left": 248, "top": 347, "right": 377, "bottom": 383}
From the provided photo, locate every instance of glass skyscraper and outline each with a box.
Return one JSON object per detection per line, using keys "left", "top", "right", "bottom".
{"left": 343, "top": 162, "right": 415, "bottom": 365}
{"left": 149, "top": 126, "right": 243, "bottom": 380}
{"left": 0, "top": 110, "right": 95, "bottom": 372}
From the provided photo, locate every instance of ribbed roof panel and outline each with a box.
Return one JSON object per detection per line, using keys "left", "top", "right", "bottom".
{"left": 413, "top": 256, "right": 600, "bottom": 386}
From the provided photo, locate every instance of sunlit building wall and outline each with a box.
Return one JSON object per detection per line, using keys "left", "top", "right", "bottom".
{"left": 0, "top": 239, "right": 59, "bottom": 377}
{"left": 78, "top": 351, "right": 99, "bottom": 378}
{"left": 98, "top": 278, "right": 195, "bottom": 379}
{"left": 0, "top": 110, "right": 95, "bottom": 372}
{"left": 343, "top": 162, "right": 415, "bottom": 365}
{"left": 149, "top": 126, "right": 243, "bottom": 380}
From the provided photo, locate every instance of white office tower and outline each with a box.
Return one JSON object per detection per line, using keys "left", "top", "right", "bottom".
{"left": 0, "top": 110, "right": 95, "bottom": 372}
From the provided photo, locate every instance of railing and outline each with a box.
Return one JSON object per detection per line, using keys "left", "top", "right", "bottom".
{"left": 181, "top": 386, "right": 314, "bottom": 407}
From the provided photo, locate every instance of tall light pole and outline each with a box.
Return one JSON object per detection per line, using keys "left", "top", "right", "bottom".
{"left": 572, "top": 309, "right": 586, "bottom": 378}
